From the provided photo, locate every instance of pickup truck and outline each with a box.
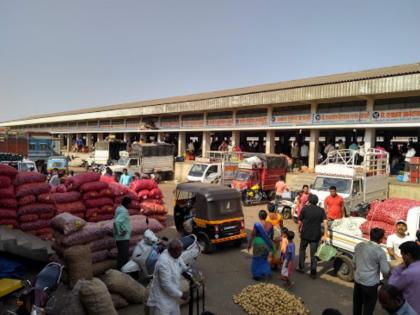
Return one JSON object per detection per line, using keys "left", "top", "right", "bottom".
{"left": 310, "top": 149, "right": 389, "bottom": 216}
{"left": 327, "top": 207, "right": 420, "bottom": 282}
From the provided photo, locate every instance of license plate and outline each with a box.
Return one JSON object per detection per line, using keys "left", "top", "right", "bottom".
{"left": 223, "top": 225, "right": 237, "bottom": 231}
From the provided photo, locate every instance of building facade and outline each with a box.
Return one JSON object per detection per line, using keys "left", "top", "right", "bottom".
{"left": 1, "top": 62, "right": 420, "bottom": 169}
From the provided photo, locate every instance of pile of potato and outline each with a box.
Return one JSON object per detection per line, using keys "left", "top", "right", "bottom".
{"left": 233, "top": 283, "right": 309, "bottom": 315}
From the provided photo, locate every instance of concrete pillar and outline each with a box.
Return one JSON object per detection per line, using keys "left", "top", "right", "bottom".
{"left": 232, "top": 130, "right": 240, "bottom": 147}
{"left": 178, "top": 131, "right": 186, "bottom": 156}
{"left": 364, "top": 128, "right": 376, "bottom": 149}
{"left": 202, "top": 131, "right": 211, "bottom": 157}
{"left": 123, "top": 132, "right": 130, "bottom": 142}
{"left": 309, "top": 129, "right": 320, "bottom": 170}
{"left": 86, "top": 133, "right": 92, "bottom": 148}
{"left": 97, "top": 133, "right": 104, "bottom": 141}
{"left": 66, "top": 135, "right": 71, "bottom": 153}
{"left": 265, "top": 130, "right": 275, "bottom": 154}
{"left": 366, "top": 97, "right": 374, "bottom": 112}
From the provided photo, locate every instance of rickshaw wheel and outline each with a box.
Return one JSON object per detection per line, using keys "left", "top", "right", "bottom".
{"left": 197, "top": 232, "right": 215, "bottom": 254}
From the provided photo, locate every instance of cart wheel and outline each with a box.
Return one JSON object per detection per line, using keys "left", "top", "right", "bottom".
{"left": 282, "top": 207, "right": 292, "bottom": 220}
{"left": 335, "top": 255, "right": 354, "bottom": 282}
{"left": 197, "top": 233, "right": 215, "bottom": 254}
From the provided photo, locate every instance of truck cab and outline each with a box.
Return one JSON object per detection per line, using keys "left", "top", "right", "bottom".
{"left": 311, "top": 149, "right": 389, "bottom": 216}
{"left": 187, "top": 163, "right": 222, "bottom": 184}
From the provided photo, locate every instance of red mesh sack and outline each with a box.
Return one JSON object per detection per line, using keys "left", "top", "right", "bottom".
{"left": 65, "top": 172, "right": 100, "bottom": 189}
{"left": 0, "top": 208, "right": 17, "bottom": 219}
{"left": 108, "top": 183, "right": 128, "bottom": 197}
{"left": 39, "top": 211, "right": 55, "bottom": 220}
{"left": 84, "top": 197, "right": 113, "bottom": 209}
{"left": 101, "top": 205, "right": 115, "bottom": 214}
{"left": 0, "top": 176, "right": 12, "bottom": 188}
{"left": 99, "top": 188, "right": 113, "bottom": 198}
{"left": 149, "top": 188, "right": 163, "bottom": 199}
{"left": 86, "top": 208, "right": 101, "bottom": 218}
{"left": 129, "top": 200, "right": 140, "bottom": 209}
{"left": 0, "top": 165, "right": 18, "bottom": 178}
{"left": 20, "top": 220, "right": 50, "bottom": 231}
{"left": 13, "top": 172, "right": 46, "bottom": 186}
{"left": 39, "top": 191, "right": 81, "bottom": 204}
{"left": 89, "top": 236, "right": 116, "bottom": 252}
{"left": 137, "top": 189, "right": 149, "bottom": 200}
{"left": 128, "top": 208, "right": 140, "bottom": 216}
{"left": 82, "top": 191, "right": 100, "bottom": 200}
{"left": 16, "top": 182, "right": 50, "bottom": 198}
{"left": 72, "top": 212, "right": 85, "bottom": 219}
{"left": 0, "top": 186, "right": 15, "bottom": 199}
{"left": 56, "top": 201, "right": 86, "bottom": 214}
{"left": 142, "top": 199, "right": 163, "bottom": 205}
{"left": 129, "top": 179, "right": 157, "bottom": 192}
{"left": 0, "top": 198, "right": 17, "bottom": 209}
{"left": 100, "top": 175, "right": 116, "bottom": 184}
{"left": 148, "top": 215, "right": 168, "bottom": 224}
{"left": 36, "top": 228, "right": 54, "bottom": 240}
{"left": 366, "top": 198, "right": 420, "bottom": 225}
{"left": 91, "top": 249, "right": 110, "bottom": 263}
{"left": 0, "top": 219, "right": 18, "bottom": 228}
{"left": 140, "top": 201, "right": 167, "bottom": 215}
{"left": 360, "top": 220, "right": 394, "bottom": 240}
{"left": 18, "top": 203, "right": 56, "bottom": 216}
{"left": 18, "top": 195, "right": 36, "bottom": 206}
{"left": 86, "top": 213, "right": 114, "bottom": 222}
{"left": 55, "top": 185, "right": 67, "bottom": 193}
{"left": 80, "top": 181, "right": 108, "bottom": 193}
{"left": 19, "top": 214, "right": 39, "bottom": 222}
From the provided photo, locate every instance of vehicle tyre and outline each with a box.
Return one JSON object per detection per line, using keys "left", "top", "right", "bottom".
{"left": 335, "top": 255, "right": 354, "bottom": 282}
{"left": 282, "top": 207, "right": 292, "bottom": 220}
{"left": 233, "top": 239, "right": 243, "bottom": 248}
{"left": 197, "top": 233, "right": 215, "bottom": 254}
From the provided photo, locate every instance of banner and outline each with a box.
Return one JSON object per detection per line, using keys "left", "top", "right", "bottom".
{"left": 271, "top": 114, "right": 312, "bottom": 125}
{"left": 312, "top": 112, "right": 369, "bottom": 124}
{"left": 236, "top": 116, "right": 267, "bottom": 126}
{"left": 206, "top": 117, "right": 234, "bottom": 127}
{"left": 371, "top": 109, "right": 420, "bottom": 122}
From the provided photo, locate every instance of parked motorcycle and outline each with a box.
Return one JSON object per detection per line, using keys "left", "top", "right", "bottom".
{"left": 121, "top": 229, "right": 200, "bottom": 278}
{"left": 5, "top": 262, "right": 63, "bottom": 315}
{"left": 241, "top": 184, "right": 269, "bottom": 206}
{"left": 276, "top": 191, "right": 298, "bottom": 221}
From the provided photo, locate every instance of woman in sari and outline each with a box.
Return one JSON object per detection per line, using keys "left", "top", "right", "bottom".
{"left": 296, "top": 185, "right": 310, "bottom": 218}
{"left": 248, "top": 210, "right": 274, "bottom": 280}
{"left": 266, "top": 203, "right": 283, "bottom": 270}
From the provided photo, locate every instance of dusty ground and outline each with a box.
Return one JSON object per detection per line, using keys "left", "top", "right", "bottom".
{"left": 1, "top": 180, "right": 387, "bottom": 315}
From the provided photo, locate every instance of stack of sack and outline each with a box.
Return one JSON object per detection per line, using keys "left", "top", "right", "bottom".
{"left": 39, "top": 188, "right": 85, "bottom": 219}
{"left": 15, "top": 172, "right": 55, "bottom": 239}
{"left": 60, "top": 270, "right": 146, "bottom": 315}
{"left": 0, "top": 165, "right": 18, "bottom": 228}
{"left": 109, "top": 182, "right": 140, "bottom": 216}
{"left": 360, "top": 198, "right": 420, "bottom": 240}
{"left": 104, "top": 214, "right": 165, "bottom": 258}
{"left": 82, "top": 181, "right": 114, "bottom": 222}
{"left": 51, "top": 213, "right": 118, "bottom": 276}
{"left": 130, "top": 179, "right": 168, "bottom": 225}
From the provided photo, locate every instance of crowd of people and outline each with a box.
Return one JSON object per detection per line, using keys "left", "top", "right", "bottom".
{"left": 247, "top": 175, "right": 420, "bottom": 315}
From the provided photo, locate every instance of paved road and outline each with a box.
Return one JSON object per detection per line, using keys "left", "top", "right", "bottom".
{"left": 120, "top": 182, "right": 385, "bottom": 315}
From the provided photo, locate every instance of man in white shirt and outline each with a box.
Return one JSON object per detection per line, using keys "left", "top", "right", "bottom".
{"left": 147, "top": 239, "right": 189, "bottom": 315}
{"left": 404, "top": 145, "right": 416, "bottom": 163}
{"left": 49, "top": 168, "right": 60, "bottom": 187}
{"left": 324, "top": 141, "right": 335, "bottom": 156}
{"left": 387, "top": 220, "right": 413, "bottom": 267}
{"left": 300, "top": 143, "right": 309, "bottom": 166}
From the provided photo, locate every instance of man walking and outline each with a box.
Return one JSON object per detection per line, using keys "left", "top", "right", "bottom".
{"left": 297, "top": 194, "right": 328, "bottom": 279}
{"left": 147, "top": 239, "right": 189, "bottom": 315}
{"left": 353, "top": 228, "right": 390, "bottom": 315}
{"left": 113, "top": 196, "right": 132, "bottom": 270}
{"left": 119, "top": 168, "right": 132, "bottom": 186}
{"left": 300, "top": 142, "right": 309, "bottom": 166}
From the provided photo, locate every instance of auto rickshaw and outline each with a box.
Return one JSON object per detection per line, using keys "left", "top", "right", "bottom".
{"left": 174, "top": 183, "right": 247, "bottom": 253}
{"left": 47, "top": 156, "right": 68, "bottom": 176}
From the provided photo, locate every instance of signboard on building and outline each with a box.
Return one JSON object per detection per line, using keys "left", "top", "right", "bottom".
{"left": 371, "top": 109, "right": 420, "bottom": 122}
{"left": 312, "top": 112, "right": 370, "bottom": 124}
{"left": 271, "top": 114, "right": 312, "bottom": 125}
{"left": 206, "top": 112, "right": 234, "bottom": 127}
{"left": 181, "top": 114, "right": 204, "bottom": 127}
{"left": 236, "top": 109, "right": 267, "bottom": 126}
{"left": 160, "top": 116, "right": 180, "bottom": 128}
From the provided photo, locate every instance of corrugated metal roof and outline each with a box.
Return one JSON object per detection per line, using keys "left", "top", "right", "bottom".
{"left": 5, "top": 62, "right": 420, "bottom": 122}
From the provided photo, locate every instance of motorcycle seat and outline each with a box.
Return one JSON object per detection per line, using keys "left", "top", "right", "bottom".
{"left": 34, "top": 263, "right": 63, "bottom": 291}
{"left": 181, "top": 235, "right": 195, "bottom": 250}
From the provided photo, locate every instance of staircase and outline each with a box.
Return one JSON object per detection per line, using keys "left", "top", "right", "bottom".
{"left": 0, "top": 227, "right": 54, "bottom": 262}
{"left": 286, "top": 172, "right": 316, "bottom": 191}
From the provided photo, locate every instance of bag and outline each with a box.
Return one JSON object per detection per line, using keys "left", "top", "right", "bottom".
{"left": 102, "top": 269, "right": 146, "bottom": 304}
{"left": 19, "top": 214, "right": 39, "bottom": 222}
{"left": 56, "top": 201, "right": 86, "bottom": 214}
{"left": 62, "top": 223, "right": 109, "bottom": 247}
{"left": 51, "top": 212, "right": 87, "bottom": 235}
{"left": 20, "top": 220, "right": 50, "bottom": 232}
{"left": 91, "top": 249, "right": 110, "bottom": 263}
{"left": 0, "top": 198, "right": 17, "bottom": 209}
{"left": 0, "top": 176, "right": 12, "bottom": 188}
{"left": 78, "top": 278, "right": 117, "bottom": 315}
{"left": 129, "top": 179, "right": 157, "bottom": 192}
{"left": 18, "top": 203, "right": 56, "bottom": 216}
{"left": 18, "top": 195, "right": 36, "bottom": 206}
{"left": 13, "top": 172, "right": 45, "bottom": 186}
{"left": 0, "top": 165, "right": 18, "bottom": 177}
{"left": 16, "top": 182, "right": 50, "bottom": 198}
{"left": 0, "top": 219, "right": 18, "bottom": 228}
{"left": 39, "top": 191, "right": 81, "bottom": 204}
{"left": 60, "top": 280, "right": 87, "bottom": 315}
{"left": 84, "top": 197, "right": 113, "bottom": 209}
{"left": 110, "top": 294, "right": 128, "bottom": 309}
{"left": 0, "top": 186, "right": 15, "bottom": 199}
{"left": 281, "top": 260, "right": 289, "bottom": 277}
{"left": 64, "top": 245, "right": 93, "bottom": 288}
{"left": 92, "top": 259, "right": 116, "bottom": 276}
{"left": 0, "top": 208, "right": 17, "bottom": 219}
{"left": 80, "top": 181, "right": 108, "bottom": 193}
{"left": 315, "top": 242, "right": 337, "bottom": 262}
{"left": 65, "top": 172, "right": 101, "bottom": 189}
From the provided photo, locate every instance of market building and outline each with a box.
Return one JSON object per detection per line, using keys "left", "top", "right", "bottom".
{"left": 1, "top": 62, "right": 420, "bottom": 170}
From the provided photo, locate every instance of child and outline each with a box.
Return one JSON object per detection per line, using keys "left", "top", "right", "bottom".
{"left": 279, "top": 227, "right": 289, "bottom": 262}
{"left": 267, "top": 203, "right": 283, "bottom": 270}
{"left": 280, "top": 231, "right": 295, "bottom": 287}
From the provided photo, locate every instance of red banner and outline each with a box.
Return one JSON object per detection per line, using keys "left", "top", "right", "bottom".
{"left": 236, "top": 116, "right": 267, "bottom": 126}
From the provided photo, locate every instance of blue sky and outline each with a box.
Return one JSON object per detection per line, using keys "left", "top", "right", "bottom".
{"left": 1, "top": 0, "right": 420, "bottom": 121}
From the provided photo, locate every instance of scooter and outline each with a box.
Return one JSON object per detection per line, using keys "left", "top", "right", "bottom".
{"left": 6, "top": 262, "right": 63, "bottom": 315}
{"left": 275, "top": 191, "right": 297, "bottom": 220}
{"left": 121, "top": 229, "right": 200, "bottom": 278}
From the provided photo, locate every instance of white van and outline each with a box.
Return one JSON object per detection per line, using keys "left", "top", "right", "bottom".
{"left": 187, "top": 163, "right": 222, "bottom": 184}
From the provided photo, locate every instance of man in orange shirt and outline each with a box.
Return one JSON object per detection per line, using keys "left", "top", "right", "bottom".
{"left": 324, "top": 186, "right": 345, "bottom": 220}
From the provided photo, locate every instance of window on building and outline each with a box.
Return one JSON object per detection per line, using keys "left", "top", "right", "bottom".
{"left": 237, "top": 108, "right": 267, "bottom": 118}
{"left": 273, "top": 105, "right": 310, "bottom": 116}
{"left": 317, "top": 101, "right": 366, "bottom": 114}
{"left": 374, "top": 96, "right": 420, "bottom": 111}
